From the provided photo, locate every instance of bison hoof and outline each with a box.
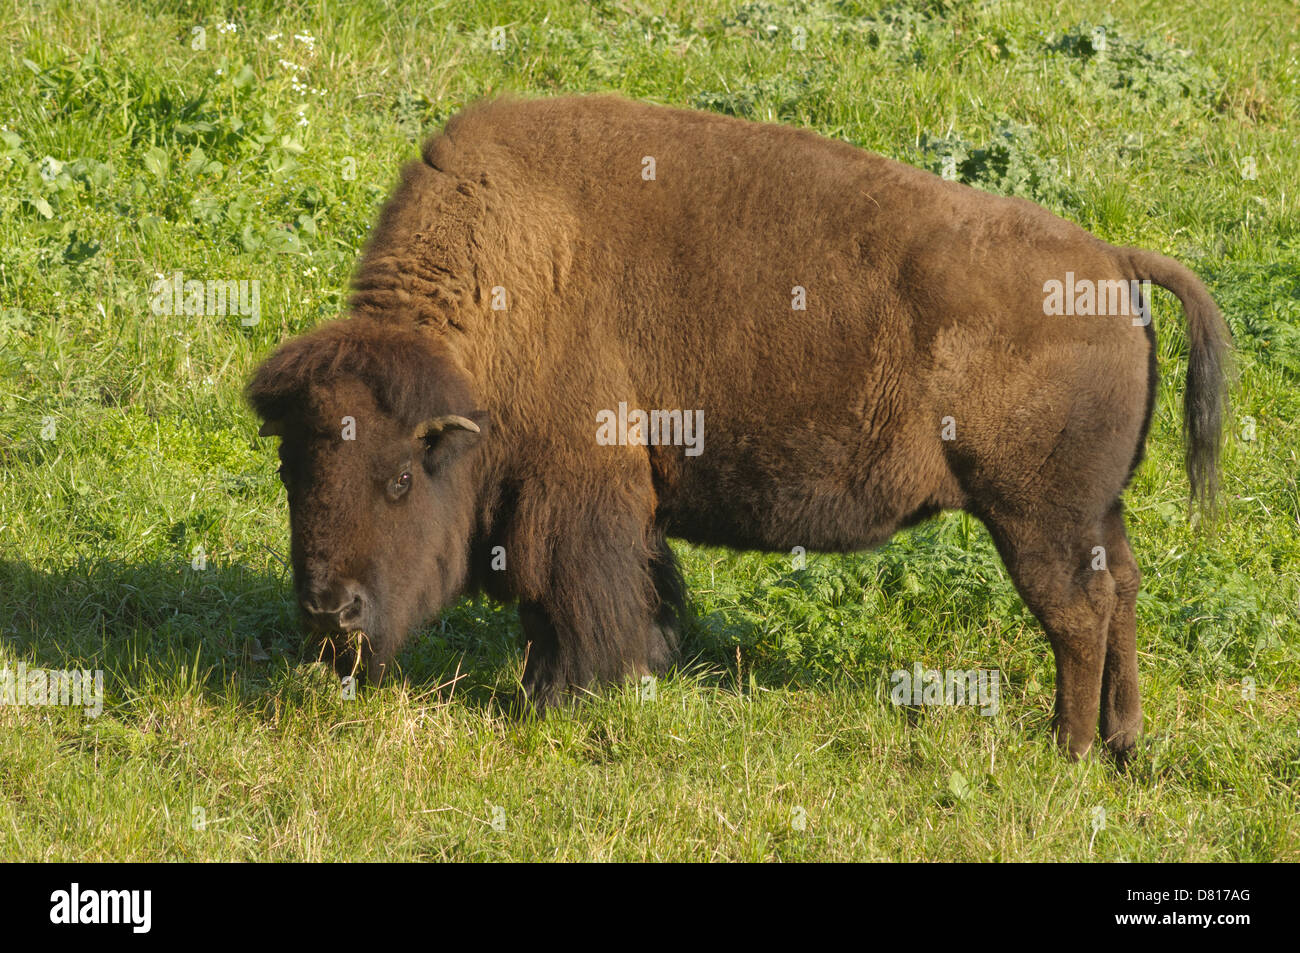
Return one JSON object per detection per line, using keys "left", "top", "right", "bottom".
{"left": 1104, "top": 731, "right": 1142, "bottom": 769}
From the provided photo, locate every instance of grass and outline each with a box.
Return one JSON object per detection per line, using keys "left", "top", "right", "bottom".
{"left": 0, "top": 0, "right": 1297, "bottom": 861}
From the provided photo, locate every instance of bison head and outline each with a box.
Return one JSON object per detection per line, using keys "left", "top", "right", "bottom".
{"left": 248, "top": 319, "right": 488, "bottom": 681}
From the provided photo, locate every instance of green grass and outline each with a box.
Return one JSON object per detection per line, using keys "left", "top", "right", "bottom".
{"left": 1, "top": 0, "right": 1297, "bottom": 861}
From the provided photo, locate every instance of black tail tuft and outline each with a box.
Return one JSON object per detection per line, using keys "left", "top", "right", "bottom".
{"left": 1124, "top": 248, "right": 1231, "bottom": 517}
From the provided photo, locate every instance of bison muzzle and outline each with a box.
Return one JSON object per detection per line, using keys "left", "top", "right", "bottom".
{"left": 248, "top": 94, "right": 1229, "bottom": 762}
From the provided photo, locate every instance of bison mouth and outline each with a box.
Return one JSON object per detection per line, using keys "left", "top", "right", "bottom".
{"left": 307, "top": 627, "right": 376, "bottom": 681}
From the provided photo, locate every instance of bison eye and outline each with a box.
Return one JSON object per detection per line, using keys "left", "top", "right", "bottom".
{"left": 388, "top": 471, "right": 412, "bottom": 499}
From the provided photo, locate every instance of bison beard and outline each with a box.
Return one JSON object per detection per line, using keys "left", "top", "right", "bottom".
{"left": 248, "top": 94, "right": 1229, "bottom": 763}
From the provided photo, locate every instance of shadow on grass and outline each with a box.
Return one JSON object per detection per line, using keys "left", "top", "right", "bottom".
{"left": 0, "top": 557, "right": 524, "bottom": 719}
{"left": 0, "top": 550, "right": 1013, "bottom": 721}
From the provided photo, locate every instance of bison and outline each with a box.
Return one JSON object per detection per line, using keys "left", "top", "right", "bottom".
{"left": 248, "top": 94, "right": 1229, "bottom": 762}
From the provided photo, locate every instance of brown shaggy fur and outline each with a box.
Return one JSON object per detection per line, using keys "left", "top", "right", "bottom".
{"left": 249, "top": 94, "right": 1230, "bottom": 762}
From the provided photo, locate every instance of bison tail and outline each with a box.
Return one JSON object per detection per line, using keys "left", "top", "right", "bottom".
{"left": 1123, "top": 247, "right": 1232, "bottom": 517}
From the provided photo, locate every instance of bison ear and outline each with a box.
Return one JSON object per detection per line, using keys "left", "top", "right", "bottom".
{"left": 414, "top": 410, "right": 489, "bottom": 445}
{"left": 258, "top": 419, "right": 284, "bottom": 438}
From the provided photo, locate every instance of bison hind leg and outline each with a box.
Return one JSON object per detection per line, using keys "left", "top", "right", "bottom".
{"left": 985, "top": 510, "right": 1117, "bottom": 760}
{"left": 1099, "top": 502, "right": 1143, "bottom": 765}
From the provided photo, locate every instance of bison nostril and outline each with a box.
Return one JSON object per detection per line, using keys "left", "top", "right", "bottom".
{"left": 338, "top": 596, "right": 363, "bottom": 627}
{"left": 300, "top": 579, "right": 366, "bottom": 631}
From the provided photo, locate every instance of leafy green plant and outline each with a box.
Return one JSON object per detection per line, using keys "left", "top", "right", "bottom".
{"left": 918, "top": 119, "right": 1073, "bottom": 207}
{"left": 1046, "top": 18, "right": 1220, "bottom": 106}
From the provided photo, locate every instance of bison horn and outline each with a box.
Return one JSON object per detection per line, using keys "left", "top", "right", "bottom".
{"left": 415, "top": 414, "right": 481, "bottom": 440}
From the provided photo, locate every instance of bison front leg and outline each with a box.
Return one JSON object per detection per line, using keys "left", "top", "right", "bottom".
{"left": 514, "top": 512, "right": 676, "bottom": 711}
{"left": 517, "top": 596, "right": 661, "bottom": 711}
{"left": 646, "top": 529, "right": 687, "bottom": 671}
{"left": 517, "top": 601, "right": 568, "bottom": 710}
